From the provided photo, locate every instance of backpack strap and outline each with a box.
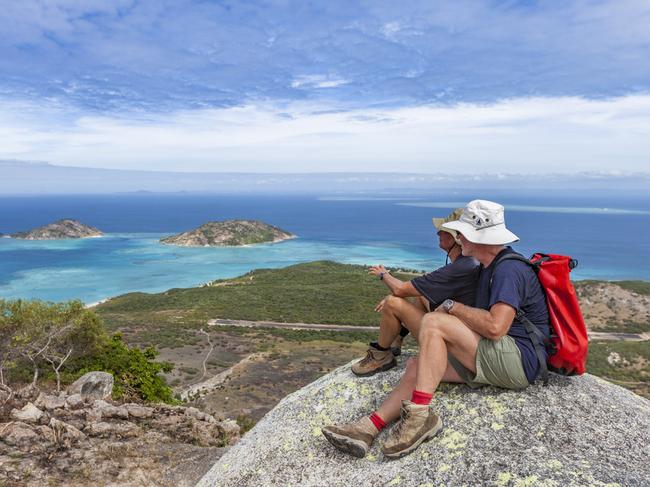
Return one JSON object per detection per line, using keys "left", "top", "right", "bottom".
{"left": 490, "top": 253, "right": 550, "bottom": 385}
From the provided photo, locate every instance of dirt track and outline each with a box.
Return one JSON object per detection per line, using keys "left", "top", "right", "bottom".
{"left": 208, "top": 318, "right": 648, "bottom": 341}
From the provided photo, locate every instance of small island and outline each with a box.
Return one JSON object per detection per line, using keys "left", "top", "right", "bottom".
{"left": 10, "top": 219, "right": 103, "bottom": 240}
{"left": 160, "top": 220, "right": 295, "bottom": 247}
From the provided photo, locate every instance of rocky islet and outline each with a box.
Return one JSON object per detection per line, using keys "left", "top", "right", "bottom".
{"left": 160, "top": 219, "right": 295, "bottom": 247}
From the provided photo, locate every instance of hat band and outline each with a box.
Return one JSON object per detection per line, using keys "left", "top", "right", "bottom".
{"left": 470, "top": 221, "right": 504, "bottom": 231}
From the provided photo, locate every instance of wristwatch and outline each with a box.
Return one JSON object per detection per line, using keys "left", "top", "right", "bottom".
{"left": 442, "top": 299, "right": 455, "bottom": 313}
{"left": 379, "top": 272, "right": 386, "bottom": 280}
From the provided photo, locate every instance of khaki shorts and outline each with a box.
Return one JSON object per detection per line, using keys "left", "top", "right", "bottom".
{"left": 448, "top": 335, "right": 529, "bottom": 390}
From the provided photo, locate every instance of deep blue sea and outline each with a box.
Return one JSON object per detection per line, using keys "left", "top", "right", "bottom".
{"left": 1, "top": 189, "right": 649, "bottom": 304}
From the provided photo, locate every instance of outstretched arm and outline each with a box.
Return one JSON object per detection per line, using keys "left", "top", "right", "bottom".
{"left": 369, "top": 265, "right": 421, "bottom": 298}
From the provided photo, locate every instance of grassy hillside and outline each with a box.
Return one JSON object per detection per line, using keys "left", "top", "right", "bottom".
{"left": 96, "top": 261, "right": 411, "bottom": 345}
{"left": 587, "top": 341, "right": 649, "bottom": 398}
{"left": 575, "top": 280, "right": 650, "bottom": 296}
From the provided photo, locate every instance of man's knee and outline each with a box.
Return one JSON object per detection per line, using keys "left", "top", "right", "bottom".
{"left": 419, "top": 313, "right": 446, "bottom": 342}
{"left": 383, "top": 294, "right": 408, "bottom": 312}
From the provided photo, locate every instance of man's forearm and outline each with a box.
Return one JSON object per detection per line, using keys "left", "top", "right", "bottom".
{"left": 381, "top": 272, "right": 406, "bottom": 294}
{"left": 448, "top": 302, "right": 500, "bottom": 339}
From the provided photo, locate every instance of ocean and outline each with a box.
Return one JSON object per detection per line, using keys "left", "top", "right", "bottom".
{"left": 1, "top": 189, "right": 649, "bottom": 304}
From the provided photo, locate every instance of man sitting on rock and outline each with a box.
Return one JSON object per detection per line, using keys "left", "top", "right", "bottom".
{"left": 323, "top": 200, "right": 550, "bottom": 459}
{"left": 352, "top": 208, "right": 480, "bottom": 377}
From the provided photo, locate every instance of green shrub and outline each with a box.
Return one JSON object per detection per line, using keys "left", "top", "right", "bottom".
{"left": 73, "top": 333, "right": 178, "bottom": 404}
{"left": 0, "top": 299, "right": 177, "bottom": 404}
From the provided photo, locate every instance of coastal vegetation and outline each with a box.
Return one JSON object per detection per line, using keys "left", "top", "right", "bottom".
{"left": 160, "top": 219, "right": 294, "bottom": 247}
{"left": 0, "top": 299, "right": 176, "bottom": 403}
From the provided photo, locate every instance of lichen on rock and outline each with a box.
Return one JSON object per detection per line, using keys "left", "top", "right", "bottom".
{"left": 197, "top": 354, "right": 650, "bottom": 487}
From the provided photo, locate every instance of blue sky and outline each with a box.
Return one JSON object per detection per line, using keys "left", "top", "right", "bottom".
{"left": 1, "top": 0, "right": 649, "bottom": 173}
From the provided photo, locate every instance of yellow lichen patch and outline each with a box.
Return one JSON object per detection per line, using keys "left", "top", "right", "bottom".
{"left": 466, "top": 407, "right": 478, "bottom": 416}
{"left": 484, "top": 396, "right": 507, "bottom": 419}
{"left": 546, "top": 459, "right": 563, "bottom": 470}
{"left": 514, "top": 475, "right": 539, "bottom": 487}
{"left": 491, "top": 422, "right": 504, "bottom": 431}
{"left": 536, "top": 428, "right": 545, "bottom": 437}
{"left": 444, "top": 400, "right": 467, "bottom": 413}
{"left": 366, "top": 453, "right": 377, "bottom": 462}
{"left": 298, "top": 411, "right": 307, "bottom": 419}
{"left": 438, "top": 464, "right": 451, "bottom": 473}
{"left": 222, "top": 464, "right": 230, "bottom": 470}
{"left": 382, "top": 382, "right": 393, "bottom": 393}
{"left": 439, "top": 430, "right": 468, "bottom": 451}
{"left": 496, "top": 472, "right": 513, "bottom": 486}
{"left": 309, "top": 411, "right": 332, "bottom": 436}
{"left": 359, "top": 383, "right": 373, "bottom": 396}
{"left": 419, "top": 483, "right": 434, "bottom": 487}
{"left": 388, "top": 476, "right": 401, "bottom": 485}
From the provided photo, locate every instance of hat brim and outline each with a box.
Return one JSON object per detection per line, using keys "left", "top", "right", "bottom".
{"left": 441, "top": 221, "right": 519, "bottom": 245}
{"left": 432, "top": 217, "right": 457, "bottom": 236}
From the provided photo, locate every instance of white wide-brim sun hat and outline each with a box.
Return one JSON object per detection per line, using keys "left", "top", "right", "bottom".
{"left": 441, "top": 199, "right": 519, "bottom": 245}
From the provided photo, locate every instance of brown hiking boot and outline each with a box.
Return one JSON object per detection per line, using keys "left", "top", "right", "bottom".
{"left": 351, "top": 344, "right": 397, "bottom": 376}
{"left": 390, "top": 335, "right": 404, "bottom": 356}
{"left": 321, "top": 416, "right": 378, "bottom": 458}
{"left": 381, "top": 400, "right": 442, "bottom": 459}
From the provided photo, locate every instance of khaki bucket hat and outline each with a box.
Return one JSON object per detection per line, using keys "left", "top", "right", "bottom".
{"left": 432, "top": 208, "right": 464, "bottom": 237}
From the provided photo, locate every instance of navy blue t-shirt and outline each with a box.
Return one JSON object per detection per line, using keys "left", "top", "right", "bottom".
{"left": 475, "top": 247, "right": 550, "bottom": 383}
{"left": 411, "top": 255, "right": 480, "bottom": 308}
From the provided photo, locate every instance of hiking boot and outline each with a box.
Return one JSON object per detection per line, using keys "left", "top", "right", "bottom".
{"left": 390, "top": 335, "right": 404, "bottom": 356}
{"left": 321, "top": 416, "right": 378, "bottom": 458}
{"left": 381, "top": 400, "right": 442, "bottom": 459}
{"left": 351, "top": 344, "right": 397, "bottom": 376}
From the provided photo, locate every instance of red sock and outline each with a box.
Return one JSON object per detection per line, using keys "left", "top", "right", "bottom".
{"left": 369, "top": 412, "right": 386, "bottom": 431}
{"left": 410, "top": 389, "right": 433, "bottom": 405}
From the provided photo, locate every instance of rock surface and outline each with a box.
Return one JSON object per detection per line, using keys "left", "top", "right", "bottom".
{"left": 198, "top": 356, "right": 650, "bottom": 487}
{"left": 10, "top": 219, "right": 103, "bottom": 240}
{"left": 160, "top": 220, "right": 294, "bottom": 247}
{"left": 0, "top": 376, "right": 240, "bottom": 486}
{"left": 68, "top": 371, "right": 114, "bottom": 399}
{"left": 10, "top": 403, "right": 44, "bottom": 423}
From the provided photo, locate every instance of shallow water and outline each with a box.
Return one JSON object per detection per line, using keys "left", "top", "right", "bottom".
{"left": 1, "top": 190, "right": 649, "bottom": 303}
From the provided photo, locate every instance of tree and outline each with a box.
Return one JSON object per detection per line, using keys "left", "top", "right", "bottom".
{"left": 0, "top": 299, "right": 176, "bottom": 403}
{"left": 0, "top": 300, "right": 106, "bottom": 390}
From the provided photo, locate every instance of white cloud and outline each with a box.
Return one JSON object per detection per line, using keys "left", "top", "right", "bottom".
{"left": 290, "top": 75, "right": 350, "bottom": 89}
{"left": 0, "top": 95, "right": 649, "bottom": 173}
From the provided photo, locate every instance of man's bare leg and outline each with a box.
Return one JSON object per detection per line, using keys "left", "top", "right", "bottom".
{"left": 415, "top": 312, "right": 481, "bottom": 395}
{"left": 390, "top": 296, "right": 430, "bottom": 355}
{"left": 377, "top": 295, "right": 427, "bottom": 349}
{"left": 376, "top": 355, "right": 465, "bottom": 424}
{"left": 352, "top": 296, "right": 429, "bottom": 377}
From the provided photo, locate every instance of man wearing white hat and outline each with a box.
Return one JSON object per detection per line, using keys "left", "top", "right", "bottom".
{"left": 350, "top": 208, "right": 480, "bottom": 377}
{"left": 323, "top": 200, "right": 550, "bottom": 460}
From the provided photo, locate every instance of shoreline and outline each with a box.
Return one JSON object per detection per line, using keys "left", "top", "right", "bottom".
{"left": 3, "top": 258, "right": 649, "bottom": 306}
{"left": 159, "top": 234, "right": 297, "bottom": 248}
{"left": 78, "top": 268, "right": 650, "bottom": 311}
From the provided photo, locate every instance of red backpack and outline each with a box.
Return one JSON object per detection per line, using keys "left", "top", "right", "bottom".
{"left": 493, "top": 252, "right": 589, "bottom": 384}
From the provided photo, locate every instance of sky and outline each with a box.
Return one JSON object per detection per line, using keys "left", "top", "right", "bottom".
{"left": 1, "top": 0, "right": 649, "bottom": 173}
